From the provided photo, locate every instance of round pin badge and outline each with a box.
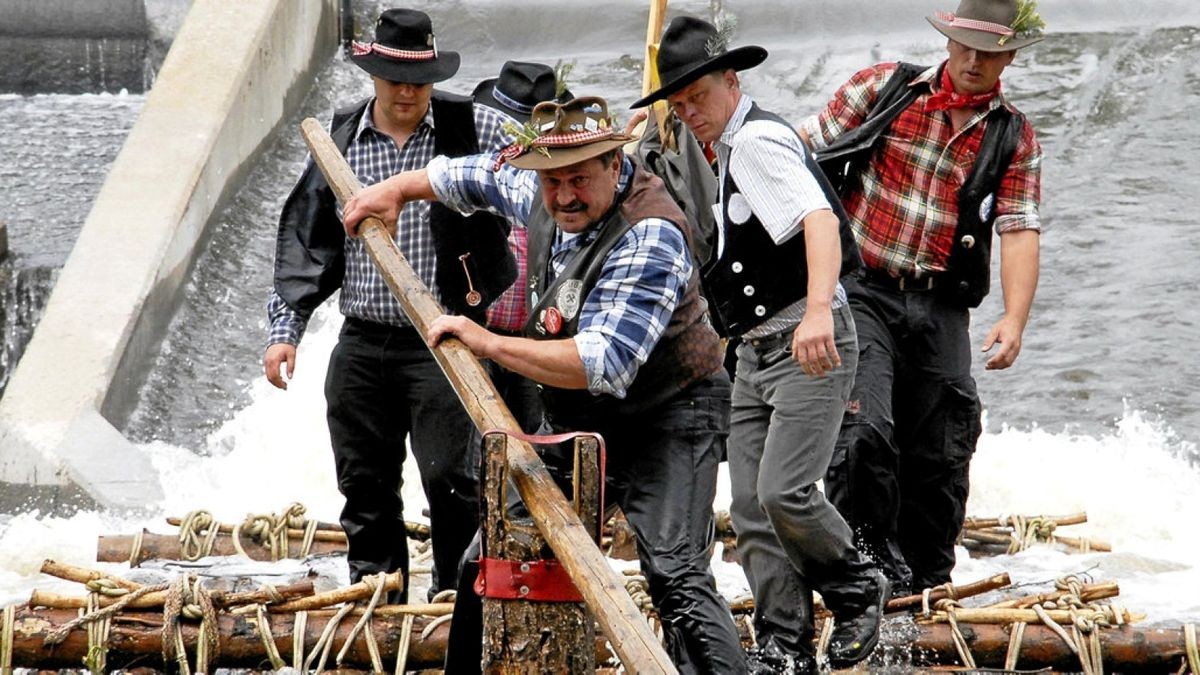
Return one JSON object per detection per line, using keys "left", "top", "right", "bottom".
{"left": 465, "top": 290, "right": 482, "bottom": 306}
{"left": 544, "top": 307, "right": 563, "bottom": 335}
{"left": 728, "top": 193, "right": 753, "bottom": 225}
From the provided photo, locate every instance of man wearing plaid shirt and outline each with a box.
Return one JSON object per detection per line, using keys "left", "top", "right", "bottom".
{"left": 799, "top": 0, "right": 1045, "bottom": 596}
{"left": 263, "top": 9, "right": 515, "bottom": 602}
{"left": 343, "top": 95, "right": 746, "bottom": 674}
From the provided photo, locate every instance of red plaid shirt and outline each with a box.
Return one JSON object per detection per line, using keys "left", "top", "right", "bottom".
{"left": 485, "top": 227, "right": 528, "bottom": 332}
{"left": 800, "top": 62, "right": 1042, "bottom": 276}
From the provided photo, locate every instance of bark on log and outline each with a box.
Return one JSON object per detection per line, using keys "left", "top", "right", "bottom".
{"left": 270, "top": 572, "right": 403, "bottom": 613}
{"left": 908, "top": 621, "right": 1192, "bottom": 672}
{"left": 39, "top": 559, "right": 141, "bottom": 591}
{"left": 2, "top": 606, "right": 449, "bottom": 670}
{"left": 481, "top": 433, "right": 598, "bottom": 673}
{"left": 300, "top": 117, "right": 677, "bottom": 674}
{"left": 986, "top": 581, "right": 1120, "bottom": 609}
{"left": 29, "top": 580, "right": 316, "bottom": 610}
{"left": 886, "top": 573, "right": 1012, "bottom": 613}
{"left": 921, "top": 606, "right": 1141, "bottom": 625}
{"left": 96, "top": 530, "right": 345, "bottom": 564}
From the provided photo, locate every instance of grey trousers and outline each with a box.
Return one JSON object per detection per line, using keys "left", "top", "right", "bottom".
{"left": 729, "top": 304, "right": 877, "bottom": 654}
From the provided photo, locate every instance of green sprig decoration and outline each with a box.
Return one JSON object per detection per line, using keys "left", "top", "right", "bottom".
{"left": 1001, "top": 0, "right": 1046, "bottom": 44}
{"left": 501, "top": 119, "right": 551, "bottom": 158}
{"left": 553, "top": 59, "right": 575, "bottom": 99}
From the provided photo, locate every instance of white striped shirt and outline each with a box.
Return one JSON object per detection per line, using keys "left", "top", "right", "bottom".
{"left": 713, "top": 93, "right": 846, "bottom": 338}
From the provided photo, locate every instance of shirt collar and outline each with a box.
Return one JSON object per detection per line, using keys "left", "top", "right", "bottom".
{"left": 355, "top": 97, "right": 435, "bottom": 141}
{"left": 716, "top": 93, "right": 755, "bottom": 149}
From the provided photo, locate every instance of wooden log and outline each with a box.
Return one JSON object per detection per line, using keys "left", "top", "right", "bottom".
{"left": 985, "top": 581, "right": 1121, "bottom": 610}
{"left": 908, "top": 621, "right": 1192, "bottom": 672}
{"left": 921, "top": 606, "right": 1142, "bottom": 625}
{"left": 963, "top": 512, "right": 1088, "bottom": 530}
{"left": 300, "top": 117, "right": 677, "bottom": 674}
{"left": 270, "top": 572, "right": 403, "bottom": 613}
{"left": 29, "top": 579, "right": 316, "bottom": 610}
{"left": 960, "top": 528, "right": 1112, "bottom": 553}
{"left": 1, "top": 605, "right": 449, "bottom": 671}
{"left": 164, "top": 517, "right": 432, "bottom": 542}
{"left": 887, "top": 573, "right": 1013, "bottom": 613}
{"left": 39, "top": 559, "right": 141, "bottom": 591}
{"left": 480, "top": 434, "right": 597, "bottom": 673}
{"left": 96, "top": 530, "right": 345, "bottom": 564}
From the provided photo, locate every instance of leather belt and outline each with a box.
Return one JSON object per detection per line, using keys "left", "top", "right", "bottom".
{"left": 746, "top": 327, "right": 795, "bottom": 355}
{"left": 858, "top": 268, "right": 938, "bottom": 292}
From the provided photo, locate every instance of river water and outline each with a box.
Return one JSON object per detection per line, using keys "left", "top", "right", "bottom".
{"left": 2, "top": 0, "right": 1198, "bottom": 644}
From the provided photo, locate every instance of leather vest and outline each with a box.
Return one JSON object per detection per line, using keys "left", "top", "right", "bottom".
{"left": 273, "top": 93, "right": 515, "bottom": 322}
{"left": 814, "top": 63, "right": 1024, "bottom": 308}
{"left": 702, "top": 104, "right": 862, "bottom": 337}
{"left": 523, "top": 164, "right": 723, "bottom": 428}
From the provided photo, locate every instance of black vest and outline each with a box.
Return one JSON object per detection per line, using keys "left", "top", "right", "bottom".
{"left": 273, "top": 93, "right": 515, "bottom": 322}
{"left": 814, "top": 63, "right": 1024, "bottom": 308}
{"left": 523, "top": 165, "right": 723, "bottom": 428}
{"left": 702, "top": 103, "right": 862, "bottom": 338}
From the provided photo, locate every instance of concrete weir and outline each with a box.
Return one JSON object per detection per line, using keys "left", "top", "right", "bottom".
{"left": 0, "top": 0, "right": 340, "bottom": 511}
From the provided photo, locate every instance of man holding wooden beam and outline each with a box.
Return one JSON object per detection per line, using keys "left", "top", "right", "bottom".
{"left": 343, "top": 95, "right": 746, "bottom": 674}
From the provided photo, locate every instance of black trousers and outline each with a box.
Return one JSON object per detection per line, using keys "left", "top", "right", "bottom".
{"left": 445, "top": 373, "right": 747, "bottom": 675}
{"left": 325, "top": 318, "right": 479, "bottom": 599}
{"left": 827, "top": 275, "right": 983, "bottom": 592}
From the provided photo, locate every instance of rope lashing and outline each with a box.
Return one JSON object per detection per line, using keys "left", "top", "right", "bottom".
{"left": 394, "top": 614, "right": 416, "bottom": 675}
{"left": 420, "top": 613, "right": 453, "bottom": 641}
{"left": 922, "top": 581, "right": 959, "bottom": 618}
{"left": 233, "top": 502, "right": 319, "bottom": 560}
{"left": 1001, "top": 514, "right": 1058, "bottom": 553}
{"left": 82, "top": 592, "right": 111, "bottom": 674}
{"left": 1185, "top": 623, "right": 1198, "bottom": 675}
{"left": 304, "top": 601, "right": 355, "bottom": 674}
{"left": 128, "top": 529, "right": 144, "bottom": 566}
{"left": 178, "top": 511, "right": 220, "bottom": 562}
{"left": 292, "top": 611, "right": 308, "bottom": 670}
{"left": 936, "top": 599, "right": 977, "bottom": 669}
{"left": 336, "top": 572, "right": 387, "bottom": 672}
{"left": 85, "top": 577, "right": 129, "bottom": 597}
{"left": 45, "top": 582, "right": 170, "bottom": 645}
{"left": 1005, "top": 620, "right": 1026, "bottom": 670}
{"left": 161, "top": 574, "right": 220, "bottom": 675}
{"left": 255, "top": 604, "right": 286, "bottom": 670}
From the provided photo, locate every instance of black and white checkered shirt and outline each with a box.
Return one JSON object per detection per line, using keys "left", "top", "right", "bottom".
{"left": 267, "top": 98, "right": 514, "bottom": 345}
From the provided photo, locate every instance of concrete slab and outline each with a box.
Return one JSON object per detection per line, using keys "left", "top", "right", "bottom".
{"left": 0, "top": 0, "right": 339, "bottom": 511}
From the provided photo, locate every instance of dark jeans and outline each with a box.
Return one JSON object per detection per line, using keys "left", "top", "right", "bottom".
{"left": 445, "top": 373, "right": 747, "bottom": 675}
{"left": 325, "top": 318, "right": 479, "bottom": 600}
{"left": 828, "top": 276, "right": 983, "bottom": 591}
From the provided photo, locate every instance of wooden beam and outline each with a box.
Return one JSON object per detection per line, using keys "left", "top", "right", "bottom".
{"left": 298, "top": 118, "right": 677, "bottom": 674}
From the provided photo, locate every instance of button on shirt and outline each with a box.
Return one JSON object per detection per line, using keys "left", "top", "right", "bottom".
{"left": 266, "top": 99, "right": 514, "bottom": 346}
{"left": 428, "top": 154, "right": 691, "bottom": 399}
{"left": 714, "top": 93, "right": 846, "bottom": 339}
{"left": 798, "top": 62, "right": 1042, "bottom": 277}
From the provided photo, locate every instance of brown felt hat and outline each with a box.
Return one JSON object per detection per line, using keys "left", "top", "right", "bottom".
{"left": 507, "top": 96, "right": 636, "bottom": 171}
{"left": 927, "top": 0, "right": 1046, "bottom": 52}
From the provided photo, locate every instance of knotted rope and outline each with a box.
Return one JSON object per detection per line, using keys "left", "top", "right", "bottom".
{"left": 935, "top": 598, "right": 977, "bottom": 669}
{"left": 1000, "top": 514, "right": 1057, "bottom": 553}
{"left": 336, "top": 572, "right": 387, "bottom": 672}
{"left": 1021, "top": 574, "right": 1121, "bottom": 675}
{"left": 128, "top": 529, "right": 145, "bottom": 566}
{"left": 82, "top": 592, "right": 112, "bottom": 674}
{"left": 623, "top": 570, "right": 664, "bottom": 641}
{"left": 178, "top": 511, "right": 220, "bottom": 562}
{"left": 161, "top": 574, "right": 219, "bottom": 675}
{"left": 254, "top": 604, "right": 286, "bottom": 670}
{"left": 394, "top": 614, "right": 416, "bottom": 675}
{"left": 292, "top": 611, "right": 308, "bottom": 670}
{"left": 303, "top": 601, "right": 355, "bottom": 673}
{"left": 233, "top": 502, "right": 318, "bottom": 560}
{"left": 45, "top": 582, "right": 170, "bottom": 645}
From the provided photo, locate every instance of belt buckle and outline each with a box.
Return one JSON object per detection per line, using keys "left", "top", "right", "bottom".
{"left": 898, "top": 275, "right": 932, "bottom": 291}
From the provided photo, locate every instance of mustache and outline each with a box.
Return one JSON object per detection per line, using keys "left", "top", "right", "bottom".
{"left": 554, "top": 201, "right": 587, "bottom": 214}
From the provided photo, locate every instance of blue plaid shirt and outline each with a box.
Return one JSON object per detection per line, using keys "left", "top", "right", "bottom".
{"left": 428, "top": 154, "right": 691, "bottom": 399}
{"left": 266, "top": 98, "right": 514, "bottom": 345}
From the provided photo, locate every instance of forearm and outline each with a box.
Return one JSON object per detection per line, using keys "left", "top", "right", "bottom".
{"left": 998, "top": 229, "right": 1040, "bottom": 328}
{"left": 803, "top": 209, "right": 842, "bottom": 307}
{"left": 484, "top": 334, "right": 588, "bottom": 390}
{"left": 383, "top": 169, "right": 436, "bottom": 203}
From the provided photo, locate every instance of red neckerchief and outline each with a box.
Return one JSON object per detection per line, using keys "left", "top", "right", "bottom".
{"left": 925, "top": 64, "right": 1001, "bottom": 112}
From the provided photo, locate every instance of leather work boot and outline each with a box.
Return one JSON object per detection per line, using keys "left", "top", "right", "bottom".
{"left": 745, "top": 635, "right": 818, "bottom": 675}
{"left": 826, "top": 571, "right": 890, "bottom": 669}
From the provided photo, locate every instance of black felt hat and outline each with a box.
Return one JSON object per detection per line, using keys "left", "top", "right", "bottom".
{"left": 350, "top": 9, "right": 460, "bottom": 84}
{"left": 631, "top": 16, "right": 767, "bottom": 108}
{"left": 472, "top": 61, "right": 573, "bottom": 122}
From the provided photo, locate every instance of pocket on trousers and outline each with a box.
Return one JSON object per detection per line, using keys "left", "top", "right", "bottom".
{"left": 942, "top": 379, "right": 982, "bottom": 463}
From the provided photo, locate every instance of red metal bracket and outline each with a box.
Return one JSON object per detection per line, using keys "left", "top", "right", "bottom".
{"left": 474, "top": 557, "right": 584, "bottom": 602}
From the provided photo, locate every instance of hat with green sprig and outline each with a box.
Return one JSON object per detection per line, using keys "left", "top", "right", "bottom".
{"left": 494, "top": 96, "right": 637, "bottom": 171}
{"left": 927, "top": 0, "right": 1046, "bottom": 52}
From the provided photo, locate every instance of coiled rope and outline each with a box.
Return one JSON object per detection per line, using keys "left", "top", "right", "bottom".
{"left": 233, "top": 502, "right": 318, "bottom": 561}
{"left": 178, "top": 511, "right": 220, "bottom": 562}
{"left": 1000, "top": 514, "right": 1057, "bottom": 554}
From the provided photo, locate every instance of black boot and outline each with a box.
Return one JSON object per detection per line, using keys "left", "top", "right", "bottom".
{"left": 745, "top": 636, "right": 817, "bottom": 675}
{"left": 826, "top": 571, "right": 889, "bottom": 669}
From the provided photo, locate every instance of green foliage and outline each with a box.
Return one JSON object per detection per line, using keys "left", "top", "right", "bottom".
{"left": 1002, "top": 0, "right": 1046, "bottom": 44}
{"left": 553, "top": 60, "right": 575, "bottom": 99}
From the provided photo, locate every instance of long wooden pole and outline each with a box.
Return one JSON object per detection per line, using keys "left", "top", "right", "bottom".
{"left": 298, "top": 118, "right": 676, "bottom": 674}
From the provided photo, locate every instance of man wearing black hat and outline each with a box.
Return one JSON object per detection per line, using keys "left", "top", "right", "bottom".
{"left": 468, "top": 60, "right": 572, "bottom": 434}
{"left": 799, "top": 0, "right": 1044, "bottom": 597}
{"left": 263, "top": 8, "right": 517, "bottom": 602}
{"left": 634, "top": 15, "right": 888, "bottom": 672}
{"left": 344, "top": 95, "right": 747, "bottom": 674}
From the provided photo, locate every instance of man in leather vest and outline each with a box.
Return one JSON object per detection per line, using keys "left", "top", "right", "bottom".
{"left": 635, "top": 16, "right": 888, "bottom": 673}
{"left": 263, "top": 8, "right": 516, "bottom": 602}
{"left": 798, "top": 0, "right": 1045, "bottom": 597}
{"left": 343, "top": 96, "right": 746, "bottom": 674}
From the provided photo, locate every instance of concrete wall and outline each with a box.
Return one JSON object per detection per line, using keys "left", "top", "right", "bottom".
{"left": 0, "top": 0, "right": 339, "bottom": 511}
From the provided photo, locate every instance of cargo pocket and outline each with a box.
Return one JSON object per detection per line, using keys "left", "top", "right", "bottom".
{"left": 942, "top": 378, "right": 982, "bottom": 464}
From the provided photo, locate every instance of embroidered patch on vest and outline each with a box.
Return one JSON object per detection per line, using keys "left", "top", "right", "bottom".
{"left": 556, "top": 280, "right": 583, "bottom": 321}
{"left": 543, "top": 307, "right": 563, "bottom": 335}
{"left": 979, "top": 192, "right": 995, "bottom": 222}
{"left": 728, "top": 192, "right": 753, "bottom": 225}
